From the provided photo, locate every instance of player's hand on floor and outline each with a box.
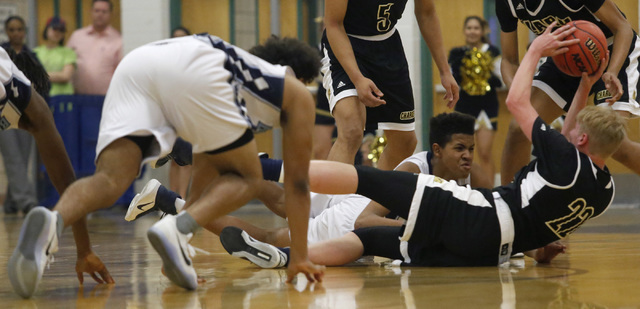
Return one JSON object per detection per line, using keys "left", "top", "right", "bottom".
{"left": 601, "top": 71, "right": 623, "bottom": 104}
{"left": 76, "top": 251, "right": 115, "bottom": 284}
{"left": 533, "top": 241, "right": 567, "bottom": 264}
{"left": 286, "top": 258, "right": 325, "bottom": 283}
{"left": 355, "top": 78, "right": 386, "bottom": 107}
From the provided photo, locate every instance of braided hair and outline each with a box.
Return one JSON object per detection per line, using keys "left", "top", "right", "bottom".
{"left": 3, "top": 47, "right": 51, "bottom": 97}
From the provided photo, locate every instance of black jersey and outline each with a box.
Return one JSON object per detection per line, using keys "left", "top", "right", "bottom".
{"left": 343, "top": 0, "right": 409, "bottom": 36}
{"left": 495, "top": 117, "right": 614, "bottom": 252}
{"left": 496, "top": 0, "right": 618, "bottom": 38}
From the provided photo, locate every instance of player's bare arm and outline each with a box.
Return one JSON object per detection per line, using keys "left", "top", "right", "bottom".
{"left": 499, "top": 30, "right": 520, "bottom": 89}
{"left": 415, "top": 0, "right": 459, "bottom": 108}
{"left": 506, "top": 22, "right": 579, "bottom": 141}
{"left": 562, "top": 52, "right": 609, "bottom": 139}
{"left": 594, "top": 0, "right": 633, "bottom": 104}
{"left": 20, "top": 87, "right": 113, "bottom": 284}
{"left": 324, "top": 0, "right": 385, "bottom": 107}
{"left": 281, "top": 74, "right": 325, "bottom": 283}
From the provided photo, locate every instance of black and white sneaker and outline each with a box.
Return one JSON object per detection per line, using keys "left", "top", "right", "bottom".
{"left": 147, "top": 215, "right": 198, "bottom": 290}
{"left": 220, "top": 226, "right": 287, "bottom": 269}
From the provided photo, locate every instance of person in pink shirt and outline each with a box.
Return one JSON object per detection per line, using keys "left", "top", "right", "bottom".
{"left": 67, "top": 0, "right": 122, "bottom": 95}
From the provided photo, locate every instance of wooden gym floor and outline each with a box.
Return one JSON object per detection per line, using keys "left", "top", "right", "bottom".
{"left": 1, "top": 204, "right": 639, "bottom": 308}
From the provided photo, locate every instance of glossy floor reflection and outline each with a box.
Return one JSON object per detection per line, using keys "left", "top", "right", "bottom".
{"left": 1, "top": 206, "right": 640, "bottom": 308}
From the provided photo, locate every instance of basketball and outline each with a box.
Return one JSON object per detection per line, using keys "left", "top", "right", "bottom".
{"left": 551, "top": 20, "right": 607, "bottom": 77}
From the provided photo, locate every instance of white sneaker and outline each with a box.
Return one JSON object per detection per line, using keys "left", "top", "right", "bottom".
{"left": 147, "top": 215, "right": 198, "bottom": 290}
{"left": 220, "top": 226, "right": 287, "bottom": 269}
{"left": 8, "top": 206, "right": 59, "bottom": 298}
{"left": 125, "top": 179, "right": 163, "bottom": 221}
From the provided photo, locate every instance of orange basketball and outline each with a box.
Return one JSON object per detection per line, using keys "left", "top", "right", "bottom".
{"left": 551, "top": 20, "right": 607, "bottom": 77}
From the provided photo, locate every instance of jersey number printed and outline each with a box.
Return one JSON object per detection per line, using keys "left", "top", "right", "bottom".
{"left": 545, "top": 198, "right": 594, "bottom": 238}
{"left": 377, "top": 3, "right": 394, "bottom": 32}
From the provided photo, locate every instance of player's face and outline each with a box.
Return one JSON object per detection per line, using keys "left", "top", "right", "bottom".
{"left": 92, "top": 1, "right": 112, "bottom": 29}
{"left": 6, "top": 19, "right": 25, "bottom": 46}
{"left": 464, "top": 19, "right": 483, "bottom": 46}
{"left": 440, "top": 133, "right": 475, "bottom": 179}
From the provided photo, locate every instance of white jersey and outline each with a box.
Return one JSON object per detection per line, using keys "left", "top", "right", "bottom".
{"left": 0, "top": 48, "right": 31, "bottom": 130}
{"left": 306, "top": 151, "right": 468, "bottom": 244}
{"left": 96, "top": 34, "right": 289, "bottom": 166}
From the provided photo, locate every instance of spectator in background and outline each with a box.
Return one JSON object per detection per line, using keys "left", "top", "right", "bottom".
{"left": 34, "top": 17, "right": 77, "bottom": 96}
{"left": 171, "top": 26, "right": 191, "bottom": 38}
{"left": 0, "top": 15, "right": 38, "bottom": 214}
{"left": 67, "top": 0, "right": 122, "bottom": 95}
{"left": 448, "top": 16, "right": 502, "bottom": 184}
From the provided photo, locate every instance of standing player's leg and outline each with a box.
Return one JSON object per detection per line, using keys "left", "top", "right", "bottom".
{"left": 500, "top": 87, "right": 564, "bottom": 184}
{"left": 377, "top": 129, "right": 417, "bottom": 171}
{"left": 476, "top": 125, "right": 496, "bottom": 183}
{"left": 327, "top": 97, "right": 367, "bottom": 164}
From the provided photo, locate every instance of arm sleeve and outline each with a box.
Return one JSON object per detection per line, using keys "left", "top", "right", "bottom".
{"left": 530, "top": 117, "right": 580, "bottom": 186}
{"left": 496, "top": 0, "right": 519, "bottom": 33}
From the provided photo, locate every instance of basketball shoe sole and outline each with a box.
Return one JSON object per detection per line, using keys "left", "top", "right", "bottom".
{"left": 220, "top": 226, "right": 287, "bottom": 269}
{"left": 8, "top": 206, "right": 59, "bottom": 298}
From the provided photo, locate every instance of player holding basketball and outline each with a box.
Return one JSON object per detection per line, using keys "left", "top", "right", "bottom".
{"left": 498, "top": 0, "right": 640, "bottom": 184}
{"left": 221, "top": 24, "right": 625, "bottom": 268}
{"left": 322, "top": 0, "right": 459, "bottom": 170}
{"left": 8, "top": 34, "right": 324, "bottom": 298}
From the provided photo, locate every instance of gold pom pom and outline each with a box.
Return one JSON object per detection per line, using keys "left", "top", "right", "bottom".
{"left": 460, "top": 47, "right": 495, "bottom": 96}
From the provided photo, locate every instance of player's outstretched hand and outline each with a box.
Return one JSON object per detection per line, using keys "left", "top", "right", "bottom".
{"left": 76, "top": 251, "right": 115, "bottom": 284}
{"left": 441, "top": 72, "right": 459, "bottom": 109}
{"left": 531, "top": 21, "right": 580, "bottom": 58}
{"left": 286, "top": 257, "right": 325, "bottom": 284}
{"left": 355, "top": 77, "right": 386, "bottom": 107}
{"left": 533, "top": 241, "right": 567, "bottom": 264}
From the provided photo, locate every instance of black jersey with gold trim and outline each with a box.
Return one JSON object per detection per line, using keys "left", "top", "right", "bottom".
{"left": 343, "top": 0, "right": 408, "bottom": 36}
{"left": 496, "top": 0, "right": 619, "bottom": 38}
{"left": 495, "top": 117, "right": 614, "bottom": 252}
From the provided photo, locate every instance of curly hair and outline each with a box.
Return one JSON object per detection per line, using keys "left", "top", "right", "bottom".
{"left": 3, "top": 47, "right": 51, "bottom": 97}
{"left": 249, "top": 36, "right": 321, "bottom": 84}
{"left": 429, "top": 112, "right": 476, "bottom": 151}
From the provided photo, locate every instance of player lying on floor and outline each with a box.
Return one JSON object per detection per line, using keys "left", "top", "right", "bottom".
{"left": 127, "top": 112, "right": 493, "bottom": 248}
{"left": 219, "top": 23, "right": 622, "bottom": 268}
{"left": 129, "top": 111, "right": 562, "bottom": 264}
